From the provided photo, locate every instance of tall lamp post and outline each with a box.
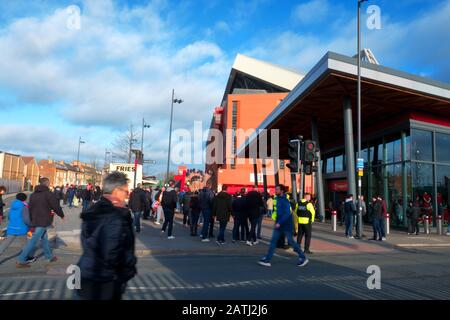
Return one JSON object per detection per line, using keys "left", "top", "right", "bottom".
{"left": 357, "top": 0, "right": 368, "bottom": 239}
{"left": 76, "top": 136, "right": 85, "bottom": 185}
{"left": 141, "top": 118, "right": 151, "bottom": 156}
{"left": 166, "top": 89, "right": 183, "bottom": 184}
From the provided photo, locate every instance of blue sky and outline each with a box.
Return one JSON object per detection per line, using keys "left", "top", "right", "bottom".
{"left": 0, "top": 0, "right": 449, "bottom": 175}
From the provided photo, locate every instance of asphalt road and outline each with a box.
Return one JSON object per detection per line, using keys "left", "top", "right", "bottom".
{"left": 1, "top": 202, "right": 450, "bottom": 300}
{"left": 1, "top": 249, "right": 450, "bottom": 300}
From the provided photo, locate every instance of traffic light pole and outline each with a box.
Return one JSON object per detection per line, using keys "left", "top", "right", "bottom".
{"left": 299, "top": 162, "right": 304, "bottom": 201}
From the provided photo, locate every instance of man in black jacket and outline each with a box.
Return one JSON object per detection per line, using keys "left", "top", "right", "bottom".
{"left": 76, "top": 172, "right": 137, "bottom": 300}
{"left": 200, "top": 185, "right": 215, "bottom": 242}
{"left": 344, "top": 194, "right": 356, "bottom": 239}
{"left": 161, "top": 181, "right": 178, "bottom": 239}
{"left": 245, "top": 188, "right": 264, "bottom": 246}
{"left": 16, "top": 177, "right": 65, "bottom": 268}
{"left": 129, "top": 183, "right": 147, "bottom": 233}
{"left": 143, "top": 187, "right": 153, "bottom": 220}
{"left": 212, "top": 185, "right": 233, "bottom": 245}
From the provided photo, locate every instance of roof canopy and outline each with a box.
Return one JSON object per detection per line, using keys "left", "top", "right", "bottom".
{"left": 238, "top": 51, "right": 450, "bottom": 159}
{"left": 220, "top": 54, "right": 304, "bottom": 105}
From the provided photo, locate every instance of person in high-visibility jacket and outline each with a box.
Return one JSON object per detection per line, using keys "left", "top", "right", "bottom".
{"left": 296, "top": 193, "right": 315, "bottom": 254}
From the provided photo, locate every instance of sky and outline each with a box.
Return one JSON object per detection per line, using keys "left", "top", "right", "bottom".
{"left": 0, "top": 0, "right": 449, "bottom": 175}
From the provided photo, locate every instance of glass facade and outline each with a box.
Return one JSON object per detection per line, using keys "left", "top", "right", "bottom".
{"left": 324, "top": 126, "right": 450, "bottom": 229}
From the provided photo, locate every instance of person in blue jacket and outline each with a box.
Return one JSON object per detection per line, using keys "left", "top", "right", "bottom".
{"left": 6, "top": 193, "right": 30, "bottom": 237}
{"left": 258, "top": 184, "right": 309, "bottom": 267}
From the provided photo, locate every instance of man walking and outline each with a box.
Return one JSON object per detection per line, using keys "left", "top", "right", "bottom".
{"left": 129, "top": 183, "right": 147, "bottom": 233}
{"left": 76, "top": 172, "right": 137, "bottom": 300}
{"left": 16, "top": 177, "right": 64, "bottom": 268}
{"left": 296, "top": 193, "right": 315, "bottom": 254}
{"left": 212, "top": 185, "right": 233, "bottom": 245}
{"left": 406, "top": 200, "right": 420, "bottom": 235}
{"left": 161, "top": 181, "right": 178, "bottom": 239}
{"left": 199, "top": 184, "right": 215, "bottom": 242}
{"left": 258, "top": 184, "right": 308, "bottom": 267}
{"left": 344, "top": 194, "right": 356, "bottom": 239}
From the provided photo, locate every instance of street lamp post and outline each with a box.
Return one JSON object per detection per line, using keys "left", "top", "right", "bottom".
{"left": 357, "top": 0, "right": 368, "bottom": 239}
{"left": 76, "top": 136, "right": 85, "bottom": 185}
{"left": 141, "top": 118, "right": 151, "bottom": 157}
{"left": 166, "top": 89, "right": 183, "bottom": 184}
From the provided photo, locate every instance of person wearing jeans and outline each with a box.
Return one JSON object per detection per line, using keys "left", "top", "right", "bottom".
{"left": 344, "top": 195, "right": 356, "bottom": 238}
{"left": 212, "top": 186, "right": 232, "bottom": 245}
{"left": 199, "top": 186, "right": 215, "bottom": 241}
{"left": 162, "top": 206, "right": 174, "bottom": 237}
{"left": 201, "top": 209, "right": 212, "bottom": 240}
{"left": 245, "top": 189, "right": 264, "bottom": 245}
{"left": 259, "top": 184, "right": 308, "bottom": 267}
{"left": 161, "top": 181, "right": 178, "bottom": 239}
{"left": 16, "top": 177, "right": 64, "bottom": 268}
{"left": 132, "top": 211, "right": 143, "bottom": 233}
{"left": 256, "top": 211, "right": 264, "bottom": 240}
{"left": 129, "top": 184, "right": 147, "bottom": 233}
{"left": 18, "top": 227, "right": 53, "bottom": 263}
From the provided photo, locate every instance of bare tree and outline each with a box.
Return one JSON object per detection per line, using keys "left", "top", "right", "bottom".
{"left": 112, "top": 123, "right": 141, "bottom": 163}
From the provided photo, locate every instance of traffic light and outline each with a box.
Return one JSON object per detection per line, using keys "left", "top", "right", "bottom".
{"left": 286, "top": 138, "right": 301, "bottom": 173}
{"left": 304, "top": 164, "right": 319, "bottom": 175}
{"left": 303, "top": 140, "right": 317, "bottom": 163}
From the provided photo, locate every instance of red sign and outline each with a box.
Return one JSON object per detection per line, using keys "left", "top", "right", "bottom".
{"left": 328, "top": 180, "right": 348, "bottom": 192}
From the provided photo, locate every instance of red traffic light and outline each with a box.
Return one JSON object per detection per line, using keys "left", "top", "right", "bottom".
{"left": 306, "top": 142, "right": 314, "bottom": 150}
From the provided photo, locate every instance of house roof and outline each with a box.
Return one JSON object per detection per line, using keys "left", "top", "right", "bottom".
{"left": 21, "top": 156, "right": 36, "bottom": 165}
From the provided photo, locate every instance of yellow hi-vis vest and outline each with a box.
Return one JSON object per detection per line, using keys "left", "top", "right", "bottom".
{"left": 297, "top": 200, "right": 316, "bottom": 224}
{"left": 271, "top": 194, "right": 293, "bottom": 221}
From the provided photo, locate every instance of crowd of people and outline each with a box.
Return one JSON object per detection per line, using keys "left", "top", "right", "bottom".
{"left": 1, "top": 172, "right": 449, "bottom": 300}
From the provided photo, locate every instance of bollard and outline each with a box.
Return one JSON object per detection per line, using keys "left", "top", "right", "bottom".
{"left": 385, "top": 213, "right": 390, "bottom": 235}
{"left": 332, "top": 210, "right": 337, "bottom": 232}
{"left": 437, "top": 215, "right": 443, "bottom": 235}
{"left": 424, "top": 215, "right": 430, "bottom": 234}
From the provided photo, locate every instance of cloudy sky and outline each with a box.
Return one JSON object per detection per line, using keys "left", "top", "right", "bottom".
{"left": 0, "top": 0, "right": 449, "bottom": 175}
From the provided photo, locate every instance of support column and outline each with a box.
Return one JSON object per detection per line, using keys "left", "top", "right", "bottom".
{"left": 262, "top": 158, "right": 268, "bottom": 196}
{"left": 401, "top": 131, "right": 408, "bottom": 227}
{"left": 312, "top": 117, "right": 325, "bottom": 222}
{"left": 274, "top": 159, "right": 280, "bottom": 187}
{"left": 253, "top": 160, "right": 258, "bottom": 189}
{"left": 299, "top": 167, "right": 304, "bottom": 201}
{"left": 291, "top": 173, "right": 298, "bottom": 203}
{"left": 343, "top": 97, "right": 357, "bottom": 198}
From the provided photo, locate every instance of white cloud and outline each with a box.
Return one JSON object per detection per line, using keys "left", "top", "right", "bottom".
{"left": 245, "top": 1, "right": 450, "bottom": 82}
{"left": 0, "top": 0, "right": 231, "bottom": 173}
{"left": 292, "top": 0, "right": 330, "bottom": 24}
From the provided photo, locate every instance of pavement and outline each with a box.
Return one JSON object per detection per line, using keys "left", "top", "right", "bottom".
{"left": 1, "top": 202, "right": 450, "bottom": 300}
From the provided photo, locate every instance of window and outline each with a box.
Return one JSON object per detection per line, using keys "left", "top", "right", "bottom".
{"left": 326, "top": 157, "right": 334, "bottom": 173}
{"left": 411, "top": 129, "right": 433, "bottom": 162}
{"left": 335, "top": 155, "right": 343, "bottom": 172}
{"left": 436, "top": 133, "right": 450, "bottom": 163}
{"left": 436, "top": 165, "right": 450, "bottom": 211}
